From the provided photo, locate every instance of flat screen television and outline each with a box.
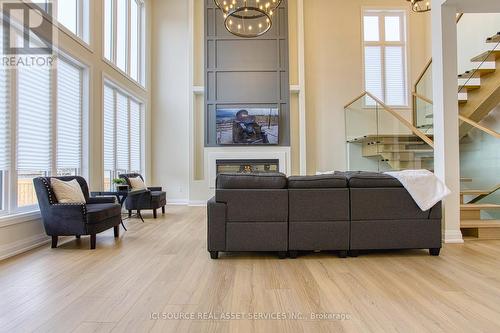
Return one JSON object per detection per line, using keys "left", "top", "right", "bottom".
{"left": 216, "top": 108, "right": 279, "bottom": 145}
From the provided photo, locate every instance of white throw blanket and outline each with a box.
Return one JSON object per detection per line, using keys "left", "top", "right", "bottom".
{"left": 384, "top": 170, "right": 451, "bottom": 211}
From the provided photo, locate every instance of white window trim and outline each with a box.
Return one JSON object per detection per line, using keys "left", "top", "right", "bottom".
{"left": 103, "top": 0, "right": 146, "bottom": 88}
{"left": 361, "top": 7, "right": 410, "bottom": 108}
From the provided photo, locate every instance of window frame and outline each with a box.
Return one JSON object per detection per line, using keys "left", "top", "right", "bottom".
{"left": 361, "top": 8, "right": 409, "bottom": 108}
{"left": 103, "top": 0, "right": 146, "bottom": 87}
{"left": 102, "top": 80, "right": 144, "bottom": 191}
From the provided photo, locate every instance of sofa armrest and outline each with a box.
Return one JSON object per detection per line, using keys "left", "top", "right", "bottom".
{"left": 125, "top": 190, "right": 152, "bottom": 210}
{"left": 43, "top": 203, "right": 87, "bottom": 235}
{"left": 207, "top": 197, "right": 226, "bottom": 251}
{"left": 87, "top": 196, "right": 117, "bottom": 204}
{"left": 148, "top": 186, "right": 163, "bottom": 191}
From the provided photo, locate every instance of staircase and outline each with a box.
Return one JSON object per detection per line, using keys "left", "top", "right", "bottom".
{"left": 346, "top": 28, "right": 499, "bottom": 242}
{"left": 347, "top": 134, "right": 434, "bottom": 171}
{"left": 457, "top": 32, "right": 500, "bottom": 137}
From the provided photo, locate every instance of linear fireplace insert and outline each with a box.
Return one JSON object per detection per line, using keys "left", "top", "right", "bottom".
{"left": 216, "top": 159, "right": 280, "bottom": 174}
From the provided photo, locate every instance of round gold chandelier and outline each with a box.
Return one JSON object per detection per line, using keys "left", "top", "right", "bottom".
{"left": 407, "top": 0, "right": 430, "bottom": 13}
{"left": 214, "top": 0, "right": 282, "bottom": 38}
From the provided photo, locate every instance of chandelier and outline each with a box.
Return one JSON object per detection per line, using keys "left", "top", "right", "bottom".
{"left": 214, "top": 0, "right": 282, "bottom": 38}
{"left": 407, "top": 0, "right": 430, "bottom": 13}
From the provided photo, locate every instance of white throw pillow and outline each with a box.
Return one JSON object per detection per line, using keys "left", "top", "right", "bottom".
{"left": 51, "top": 179, "right": 86, "bottom": 204}
{"left": 129, "top": 177, "right": 147, "bottom": 190}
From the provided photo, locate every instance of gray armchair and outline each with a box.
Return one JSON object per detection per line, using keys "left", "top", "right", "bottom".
{"left": 119, "top": 173, "right": 167, "bottom": 218}
{"left": 33, "top": 176, "right": 122, "bottom": 250}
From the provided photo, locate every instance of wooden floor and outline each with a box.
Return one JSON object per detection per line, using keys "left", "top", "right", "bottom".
{"left": 1, "top": 206, "right": 500, "bottom": 333}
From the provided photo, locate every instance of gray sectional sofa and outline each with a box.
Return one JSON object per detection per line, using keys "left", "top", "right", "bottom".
{"left": 207, "top": 172, "right": 442, "bottom": 259}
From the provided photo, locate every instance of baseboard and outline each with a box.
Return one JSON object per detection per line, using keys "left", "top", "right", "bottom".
{"left": 168, "top": 199, "right": 207, "bottom": 206}
{"left": 189, "top": 200, "right": 207, "bottom": 207}
{"left": 444, "top": 229, "right": 464, "bottom": 244}
{"left": 0, "top": 233, "right": 50, "bottom": 262}
{"left": 168, "top": 199, "right": 190, "bottom": 205}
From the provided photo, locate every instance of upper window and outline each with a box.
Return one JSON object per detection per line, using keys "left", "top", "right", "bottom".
{"left": 36, "top": 0, "right": 89, "bottom": 43}
{"left": 362, "top": 10, "right": 408, "bottom": 107}
{"left": 104, "top": 0, "right": 145, "bottom": 85}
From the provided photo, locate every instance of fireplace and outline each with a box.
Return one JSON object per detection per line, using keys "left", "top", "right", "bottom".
{"left": 216, "top": 159, "right": 280, "bottom": 174}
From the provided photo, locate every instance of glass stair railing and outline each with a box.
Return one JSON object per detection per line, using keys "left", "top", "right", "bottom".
{"left": 345, "top": 92, "right": 434, "bottom": 172}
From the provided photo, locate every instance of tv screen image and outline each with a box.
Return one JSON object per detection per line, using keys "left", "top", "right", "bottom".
{"left": 216, "top": 108, "right": 279, "bottom": 145}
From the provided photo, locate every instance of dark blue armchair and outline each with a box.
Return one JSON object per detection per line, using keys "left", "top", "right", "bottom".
{"left": 33, "top": 176, "right": 123, "bottom": 250}
{"left": 119, "top": 173, "right": 167, "bottom": 218}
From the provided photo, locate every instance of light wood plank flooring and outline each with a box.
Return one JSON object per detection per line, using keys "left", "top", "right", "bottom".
{"left": 1, "top": 205, "right": 500, "bottom": 333}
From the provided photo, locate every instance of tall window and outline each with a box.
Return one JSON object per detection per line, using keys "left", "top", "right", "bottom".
{"left": 0, "top": 60, "right": 9, "bottom": 213}
{"left": 104, "top": 0, "right": 145, "bottom": 85}
{"left": 0, "top": 56, "right": 85, "bottom": 213}
{"left": 362, "top": 10, "right": 408, "bottom": 107}
{"left": 103, "top": 84, "right": 143, "bottom": 191}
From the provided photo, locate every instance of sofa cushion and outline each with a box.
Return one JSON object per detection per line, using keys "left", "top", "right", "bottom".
{"left": 288, "top": 174, "right": 347, "bottom": 188}
{"left": 346, "top": 171, "right": 402, "bottom": 188}
{"left": 86, "top": 203, "right": 122, "bottom": 224}
{"left": 216, "top": 173, "right": 287, "bottom": 189}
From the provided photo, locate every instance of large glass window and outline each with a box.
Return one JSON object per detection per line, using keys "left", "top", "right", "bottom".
{"left": 362, "top": 10, "right": 408, "bottom": 107}
{"left": 0, "top": 56, "right": 85, "bottom": 214}
{"left": 0, "top": 59, "right": 9, "bottom": 213}
{"left": 103, "top": 83, "right": 143, "bottom": 191}
{"left": 104, "top": 0, "right": 145, "bottom": 85}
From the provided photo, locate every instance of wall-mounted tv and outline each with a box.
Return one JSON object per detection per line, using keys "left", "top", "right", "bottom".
{"left": 216, "top": 108, "right": 279, "bottom": 145}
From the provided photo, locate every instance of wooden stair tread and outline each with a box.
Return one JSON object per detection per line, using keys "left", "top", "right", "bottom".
{"left": 461, "top": 220, "right": 500, "bottom": 228}
{"left": 379, "top": 149, "right": 433, "bottom": 153}
{"left": 471, "top": 50, "right": 500, "bottom": 62}
{"left": 347, "top": 135, "right": 432, "bottom": 144}
{"left": 461, "top": 190, "right": 491, "bottom": 196}
{"left": 461, "top": 185, "right": 500, "bottom": 196}
{"left": 486, "top": 33, "right": 500, "bottom": 43}
{"left": 461, "top": 204, "right": 500, "bottom": 210}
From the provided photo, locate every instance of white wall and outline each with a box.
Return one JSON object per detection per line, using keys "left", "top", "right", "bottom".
{"left": 457, "top": 13, "right": 500, "bottom": 74}
{"left": 150, "top": 0, "right": 191, "bottom": 203}
{"left": 0, "top": 0, "right": 152, "bottom": 260}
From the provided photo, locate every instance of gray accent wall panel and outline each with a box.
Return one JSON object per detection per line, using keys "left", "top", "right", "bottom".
{"left": 205, "top": 0, "right": 290, "bottom": 146}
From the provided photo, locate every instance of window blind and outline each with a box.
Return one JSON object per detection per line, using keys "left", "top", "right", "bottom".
{"left": 385, "top": 46, "right": 406, "bottom": 106}
{"left": 116, "top": 92, "right": 129, "bottom": 171}
{"left": 17, "top": 67, "right": 52, "bottom": 171}
{"left": 103, "top": 85, "right": 115, "bottom": 171}
{"left": 130, "top": 99, "right": 141, "bottom": 172}
{"left": 57, "top": 59, "right": 82, "bottom": 170}
{"left": 0, "top": 66, "right": 10, "bottom": 171}
{"left": 364, "top": 46, "right": 383, "bottom": 102}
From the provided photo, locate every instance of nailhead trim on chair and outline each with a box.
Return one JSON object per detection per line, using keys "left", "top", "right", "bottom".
{"left": 41, "top": 178, "right": 55, "bottom": 205}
